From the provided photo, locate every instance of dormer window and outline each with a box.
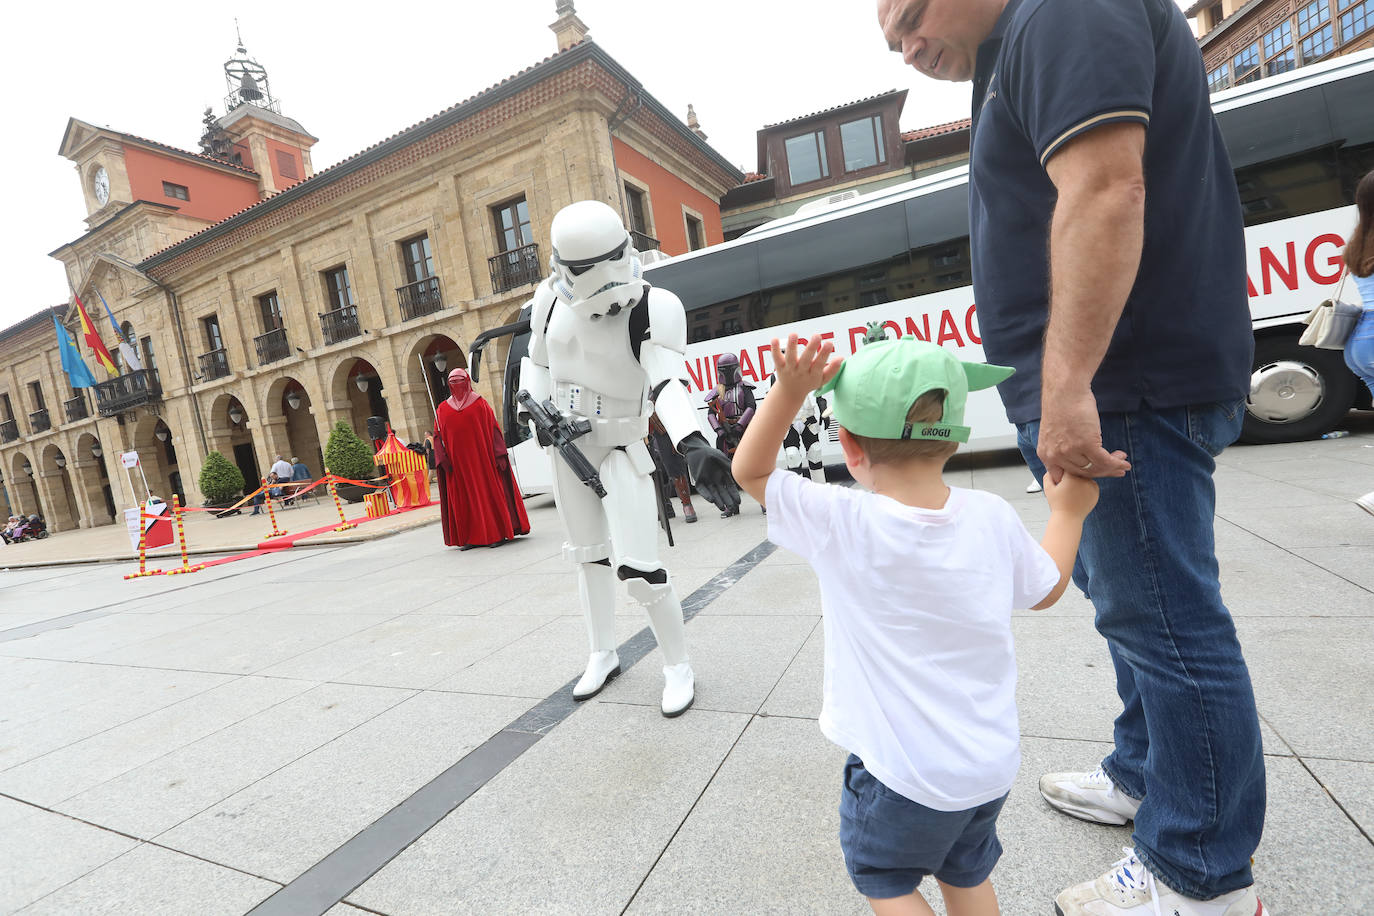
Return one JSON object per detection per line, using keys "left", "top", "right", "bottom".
{"left": 841, "top": 116, "right": 886, "bottom": 172}
{"left": 785, "top": 130, "right": 830, "bottom": 186}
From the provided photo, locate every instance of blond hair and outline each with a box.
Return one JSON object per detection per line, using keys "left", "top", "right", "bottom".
{"left": 846, "top": 389, "right": 959, "bottom": 464}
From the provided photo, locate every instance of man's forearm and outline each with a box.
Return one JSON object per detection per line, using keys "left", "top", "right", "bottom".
{"left": 1042, "top": 183, "right": 1145, "bottom": 394}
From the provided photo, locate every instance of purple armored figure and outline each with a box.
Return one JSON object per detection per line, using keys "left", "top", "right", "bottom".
{"left": 704, "top": 353, "right": 757, "bottom": 516}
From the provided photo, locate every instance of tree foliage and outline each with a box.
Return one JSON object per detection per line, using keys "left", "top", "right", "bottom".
{"left": 198, "top": 450, "right": 246, "bottom": 504}
{"left": 324, "top": 421, "right": 378, "bottom": 481}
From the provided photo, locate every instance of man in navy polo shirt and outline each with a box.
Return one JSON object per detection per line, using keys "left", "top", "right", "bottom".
{"left": 877, "top": 1, "right": 1268, "bottom": 914}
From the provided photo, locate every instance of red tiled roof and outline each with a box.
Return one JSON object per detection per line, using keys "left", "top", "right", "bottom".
{"left": 142, "top": 41, "right": 594, "bottom": 262}
{"left": 901, "top": 117, "right": 971, "bottom": 142}
{"left": 117, "top": 131, "right": 259, "bottom": 176}
{"left": 762, "top": 90, "right": 906, "bottom": 129}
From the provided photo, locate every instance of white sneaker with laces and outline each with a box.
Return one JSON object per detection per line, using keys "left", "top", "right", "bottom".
{"left": 1041, "top": 765, "right": 1143, "bottom": 825}
{"left": 1055, "top": 848, "right": 1267, "bottom": 916}
{"left": 1356, "top": 491, "right": 1374, "bottom": 517}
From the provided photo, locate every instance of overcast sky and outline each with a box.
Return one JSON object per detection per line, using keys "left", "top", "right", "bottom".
{"left": 1, "top": 0, "right": 1193, "bottom": 332}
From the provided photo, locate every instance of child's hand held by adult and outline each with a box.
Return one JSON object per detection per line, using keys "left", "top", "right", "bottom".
{"left": 1043, "top": 471, "right": 1099, "bottom": 519}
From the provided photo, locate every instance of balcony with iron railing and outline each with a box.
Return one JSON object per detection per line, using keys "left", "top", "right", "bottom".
{"left": 94, "top": 369, "right": 162, "bottom": 417}
{"left": 397, "top": 276, "right": 445, "bottom": 321}
{"left": 629, "top": 229, "right": 660, "bottom": 252}
{"left": 64, "top": 396, "right": 90, "bottom": 423}
{"left": 0, "top": 418, "right": 17, "bottom": 443}
{"left": 28, "top": 408, "right": 51, "bottom": 434}
{"left": 255, "top": 327, "right": 290, "bottom": 366}
{"left": 488, "top": 243, "right": 542, "bottom": 294}
{"left": 199, "top": 348, "right": 231, "bottom": 381}
{"left": 320, "top": 305, "right": 361, "bottom": 346}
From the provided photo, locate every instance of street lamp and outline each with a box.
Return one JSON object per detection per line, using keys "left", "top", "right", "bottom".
{"left": 228, "top": 405, "right": 244, "bottom": 425}
{"left": 286, "top": 390, "right": 302, "bottom": 410}
{"left": 91, "top": 444, "right": 103, "bottom": 458}
{"left": 55, "top": 454, "right": 67, "bottom": 469}
{"left": 433, "top": 352, "right": 447, "bottom": 373}
{"left": 155, "top": 426, "right": 170, "bottom": 442}
{"left": 22, "top": 461, "right": 33, "bottom": 477}
{"left": 355, "top": 375, "right": 370, "bottom": 393}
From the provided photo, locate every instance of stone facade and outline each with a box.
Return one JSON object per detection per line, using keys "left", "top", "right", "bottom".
{"left": 0, "top": 38, "right": 740, "bottom": 533}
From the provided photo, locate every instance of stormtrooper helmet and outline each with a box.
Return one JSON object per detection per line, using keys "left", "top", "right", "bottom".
{"left": 549, "top": 200, "right": 647, "bottom": 320}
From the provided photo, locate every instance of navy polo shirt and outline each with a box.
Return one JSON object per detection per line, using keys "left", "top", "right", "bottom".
{"left": 969, "top": 0, "right": 1254, "bottom": 424}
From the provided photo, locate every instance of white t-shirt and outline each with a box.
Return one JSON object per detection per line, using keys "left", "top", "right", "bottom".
{"left": 766, "top": 469, "right": 1059, "bottom": 811}
{"left": 270, "top": 459, "right": 293, "bottom": 481}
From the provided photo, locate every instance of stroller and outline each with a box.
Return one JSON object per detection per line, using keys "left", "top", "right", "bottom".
{"left": 11, "top": 514, "right": 49, "bottom": 542}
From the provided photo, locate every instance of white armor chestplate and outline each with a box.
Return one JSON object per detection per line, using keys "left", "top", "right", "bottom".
{"left": 546, "top": 299, "right": 650, "bottom": 448}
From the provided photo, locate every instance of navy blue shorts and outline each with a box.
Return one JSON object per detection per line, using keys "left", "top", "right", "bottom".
{"left": 839, "top": 754, "right": 1008, "bottom": 899}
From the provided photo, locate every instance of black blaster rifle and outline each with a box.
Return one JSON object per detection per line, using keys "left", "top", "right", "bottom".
{"left": 516, "top": 390, "right": 607, "bottom": 499}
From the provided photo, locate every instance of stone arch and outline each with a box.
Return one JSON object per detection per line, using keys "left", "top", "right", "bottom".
{"left": 401, "top": 332, "right": 466, "bottom": 439}
{"left": 205, "top": 392, "right": 261, "bottom": 498}
{"left": 39, "top": 443, "right": 81, "bottom": 532}
{"left": 261, "top": 375, "right": 325, "bottom": 479}
{"left": 6, "top": 450, "right": 41, "bottom": 520}
{"left": 130, "top": 414, "right": 184, "bottom": 506}
{"left": 329, "top": 357, "right": 390, "bottom": 443}
{"left": 73, "top": 432, "right": 116, "bottom": 525}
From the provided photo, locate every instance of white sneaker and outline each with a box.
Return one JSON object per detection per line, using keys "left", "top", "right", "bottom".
{"left": 661, "top": 662, "right": 695, "bottom": 717}
{"left": 1356, "top": 491, "right": 1374, "bottom": 517}
{"left": 1027, "top": 478, "right": 1044, "bottom": 493}
{"left": 572, "top": 650, "right": 620, "bottom": 700}
{"left": 1055, "top": 848, "right": 1267, "bottom": 916}
{"left": 1041, "top": 765, "right": 1142, "bottom": 825}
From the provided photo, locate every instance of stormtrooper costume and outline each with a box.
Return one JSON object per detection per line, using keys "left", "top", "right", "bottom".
{"left": 519, "top": 200, "right": 740, "bottom": 716}
{"left": 781, "top": 384, "right": 828, "bottom": 483}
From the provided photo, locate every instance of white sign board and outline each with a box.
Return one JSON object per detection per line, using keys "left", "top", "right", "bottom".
{"left": 120, "top": 451, "right": 140, "bottom": 470}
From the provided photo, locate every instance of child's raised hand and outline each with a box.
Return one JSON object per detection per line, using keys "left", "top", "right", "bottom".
{"left": 770, "top": 333, "right": 840, "bottom": 395}
{"left": 1043, "top": 471, "right": 1099, "bottom": 519}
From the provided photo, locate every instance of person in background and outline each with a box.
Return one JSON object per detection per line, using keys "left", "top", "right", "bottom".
{"left": 1339, "top": 170, "right": 1374, "bottom": 515}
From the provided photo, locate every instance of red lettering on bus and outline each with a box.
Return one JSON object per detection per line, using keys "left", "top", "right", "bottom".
{"left": 905, "top": 314, "right": 931, "bottom": 341}
{"left": 738, "top": 348, "right": 760, "bottom": 382}
{"left": 936, "top": 310, "right": 965, "bottom": 347}
{"left": 849, "top": 326, "right": 867, "bottom": 350}
{"left": 882, "top": 320, "right": 902, "bottom": 340}
{"left": 1247, "top": 274, "right": 1258, "bottom": 298}
{"left": 756, "top": 345, "right": 774, "bottom": 378}
{"left": 964, "top": 304, "right": 981, "bottom": 345}
{"left": 685, "top": 357, "right": 706, "bottom": 390}
{"left": 1258, "top": 242, "right": 1298, "bottom": 294}
{"left": 1306, "top": 232, "right": 1345, "bottom": 284}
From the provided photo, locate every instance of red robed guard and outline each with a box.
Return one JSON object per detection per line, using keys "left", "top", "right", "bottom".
{"left": 432, "top": 368, "right": 530, "bottom": 549}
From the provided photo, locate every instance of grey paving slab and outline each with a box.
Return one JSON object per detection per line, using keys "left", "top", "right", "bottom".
{"left": 1239, "top": 617, "right": 1374, "bottom": 760}
{"left": 347, "top": 703, "right": 749, "bottom": 915}
{"left": 15, "top": 842, "right": 279, "bottom": 915}
{"left": 759, "top": 619, "right": 825, "bottom": 719}
{"left": 83, "top": 612, "right": 398, "bottom": 674}
{"left": 607, "top": 613, "right": 817, "bottom": 715}
{"left": 158, "top": 690, "right": 534, "bottom": 883}
{"left": 696, "top": 556, "right": 821, "bottom": 616}
{"left": 432, "top": 614, "right": 648, "bottom": 698}
{"left": 625, "top": 714, "right": 863, "bottom": 915}
{"left": 56, "top": 682, "right": 415, "bottom": 838}
{"left": 0, "top": 797, "right": 139, "bottom": 912}
{"left": 1216, "top": 503, "right": 1374, "bottom": 548}
{"left": 0, "top": 664, "right": 232, "bottom": 770}
{"left": 1217, "top": 541, "right": 1374, "bottom": 617}
{"left": 1292, "top": 544, "right": 1374, "bottom": 592}
{"left": 0, "top": 675, "right": 314, "bottom": 806}
{"left": 1304, "top": 757, "right": 1374, "bottom": 839}
{"left": 260, "top": 614, "right": 556, "bottom": 688}
{"left": 0, "top": 612, "right": 229, "bottom": 660}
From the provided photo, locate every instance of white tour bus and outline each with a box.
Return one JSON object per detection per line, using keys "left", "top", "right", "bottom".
{"left": 492, "top": 48, "right": 1374, "bottom": 492}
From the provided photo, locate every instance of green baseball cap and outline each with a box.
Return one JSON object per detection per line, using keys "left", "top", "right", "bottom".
{"left": 817, "top": 336, "right": 1014, "bottom": 442}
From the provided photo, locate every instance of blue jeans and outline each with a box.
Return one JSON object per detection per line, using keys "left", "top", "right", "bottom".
{"left": 1017, "top": 400, "right": 1266, "bottom": 899}
{"left": 1343, "top": 309, "right": 1374, "bottom": 398}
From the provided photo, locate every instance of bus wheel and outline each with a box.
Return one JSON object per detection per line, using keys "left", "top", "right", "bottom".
{"left": 1241, "top": 336, "right": 1357, "bottom": 444}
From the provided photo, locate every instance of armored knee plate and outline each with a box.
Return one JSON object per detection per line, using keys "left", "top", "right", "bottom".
{"left": 563, "top": 541, "right": 611, "bottom": 565}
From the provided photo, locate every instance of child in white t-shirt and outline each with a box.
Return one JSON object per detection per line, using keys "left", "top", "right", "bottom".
{"left": 733, "top": 333, "right": 1099, "bottom": 916}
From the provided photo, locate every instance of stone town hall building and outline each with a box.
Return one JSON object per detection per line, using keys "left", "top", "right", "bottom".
{"left": 0, "top": 6, "right": 741, "bottom": 532}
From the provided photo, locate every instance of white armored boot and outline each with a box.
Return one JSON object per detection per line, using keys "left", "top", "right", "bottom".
{"left": 661, "top": 662, "right": 695, "bottom": 717}
{"left": 626, "top": 574, "right": 695, "bottom": 716}
{"left": 572, "top": 561, "right": 621, "bottom": 700}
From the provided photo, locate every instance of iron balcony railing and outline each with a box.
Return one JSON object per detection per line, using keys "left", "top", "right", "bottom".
{"left": 28, "top": 408, "right": 51, "bottom": 434}
{"left": 629, "top": 229, "right": 659, "bottom": 252}
{"left": 64, "top": 396, "right": 90, "bottom": 423}
{"left": 0, "top": 418, "right": 17, "bottom": 443}
{"left": 94, "top": 369, "right": 162, "bottom": 418}
{"left": 488, "top": 243, "right": 542, "bottom": 294}
{"left": 255, "top": 327, "right": 290, "bottom": 366}
{"left": 397, "top": 276, "right": 445, "bottom": 321}
{"left": 320, "top": 305, "right": 361, "bottom": 346}
{"left": 199, "top": 348, "right": 231, "bottom": 381}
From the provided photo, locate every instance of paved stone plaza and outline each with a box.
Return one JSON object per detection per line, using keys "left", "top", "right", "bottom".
{"left": 2, "top": 422, "right": 1372, "bottom": 915}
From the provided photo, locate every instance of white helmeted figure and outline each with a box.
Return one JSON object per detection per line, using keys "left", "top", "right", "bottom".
{"left": 785, "top": 387, "right": 828, "bottom": 483}
{"left": 519, "top": 200, "right": 740, "bottom": 716}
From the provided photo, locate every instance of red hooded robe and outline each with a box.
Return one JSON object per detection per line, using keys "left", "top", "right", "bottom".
{"left": 433, "top": 369, "right": 530, "bottom": 547}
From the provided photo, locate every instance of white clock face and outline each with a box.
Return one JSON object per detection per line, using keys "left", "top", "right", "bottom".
{"left": 93, "top": 167, "right": 109, "bottom": 206}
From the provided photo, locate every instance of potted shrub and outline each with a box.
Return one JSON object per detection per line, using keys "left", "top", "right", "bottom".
{"left": 199, "top": 450, "right": 246, "bottom": 516}
{"left": 325, "top": 421, "right": 380, "bottom": 502}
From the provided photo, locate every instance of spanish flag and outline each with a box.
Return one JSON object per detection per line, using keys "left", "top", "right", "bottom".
{"left": 75, "top": 294, "right": 118, "bottom": 376}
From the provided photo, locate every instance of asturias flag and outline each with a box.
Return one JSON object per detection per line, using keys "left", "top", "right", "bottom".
{"left": 53, "top": 314, "right": 98, "bottom": 388}
{"left": 74, "top": 294, "right": 118, "bottom": 376}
